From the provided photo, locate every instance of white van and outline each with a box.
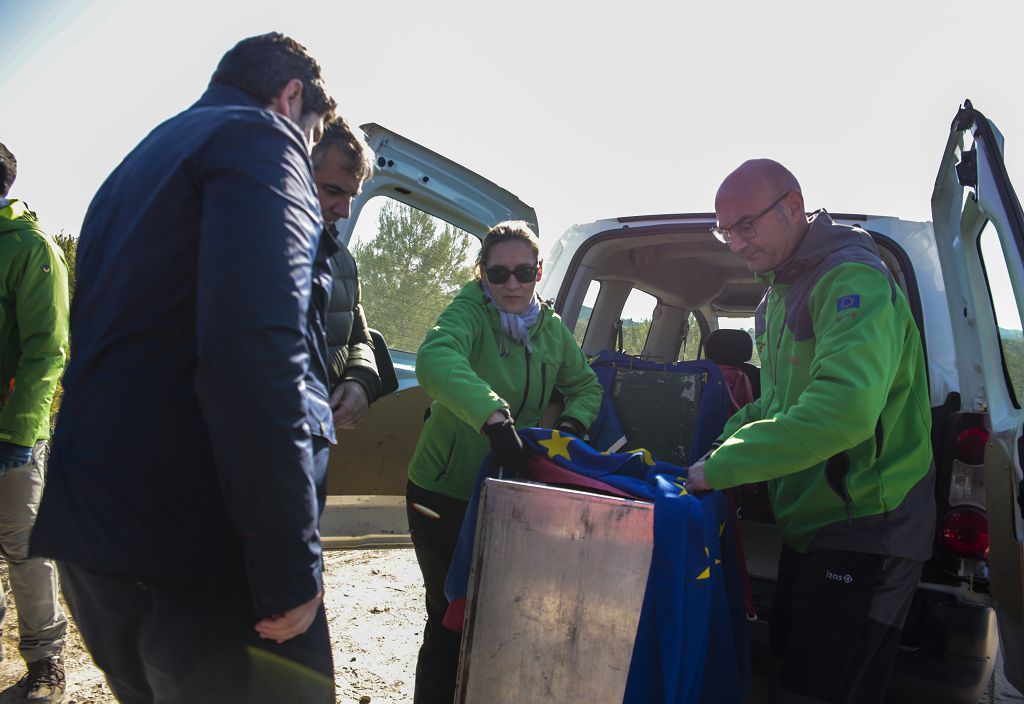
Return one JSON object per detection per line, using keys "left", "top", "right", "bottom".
{"left": 326, "top": 101, "right": 1023, "bottom": 702}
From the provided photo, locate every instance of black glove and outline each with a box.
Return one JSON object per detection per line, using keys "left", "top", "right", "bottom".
{"left": 482, "top": 418, "right": 529, "bottom": 477}
{"left": 553, "top": 416, "right": 585, "bottom": 438}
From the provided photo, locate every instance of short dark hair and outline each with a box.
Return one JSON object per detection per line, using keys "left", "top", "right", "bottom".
{"left": 210, "top": 33, "right": 336, "bottom": 119}
{"left": 0, "top": 142, "right": 16, "bottom": 198}
{"left": 311, "top": 117, "right": 375, "bottom": 182}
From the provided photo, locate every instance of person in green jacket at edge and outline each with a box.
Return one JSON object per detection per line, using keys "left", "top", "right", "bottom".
{"left": 0, "top": 143, "right": 70, "bottom": 704}
{"left": 406, "top": 221, "right": 603, "bottom": 704}
{"left": 686, "top": 160, "right": 935, "bottom": 704}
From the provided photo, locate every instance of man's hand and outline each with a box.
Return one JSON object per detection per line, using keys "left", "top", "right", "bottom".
{"left": 0, "top": 441, "right": 32, "bottom": 471}
{"left": 330, "top": 381, "right": 369, "bottom": 430}
{"left": 685, "top": 461, "right": 713, "bottom": 493}
{"left": 254, "top": 591, "right": 323, "bottom": 644}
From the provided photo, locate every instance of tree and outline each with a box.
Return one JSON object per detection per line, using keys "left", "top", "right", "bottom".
{"left": 50, "top": 232, "right": 77, "bottom": 429}
{"left": 620, "top": 318, "right": 652, "bottom": 356}
{"left": 353, "top": 200, "right": 477, "bottom": 352}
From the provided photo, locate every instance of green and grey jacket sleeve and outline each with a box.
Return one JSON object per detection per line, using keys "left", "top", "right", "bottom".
{"left": 0, "top": 237, "right": 70, "bottom": 445}
{"left": 555, "top": 323, "right": 602, "bottom": 429}
{"left": 416, "top": 297, "right": 507, "bottom": 431}
{"left": 705, "top": 264, "right": 899, "bottom": 488}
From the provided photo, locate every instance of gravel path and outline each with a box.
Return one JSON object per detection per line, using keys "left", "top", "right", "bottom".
{"left": 2, "top": 550, "right": 1021, "bottom": 703}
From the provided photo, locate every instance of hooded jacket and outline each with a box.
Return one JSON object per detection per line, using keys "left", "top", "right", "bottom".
{"left": 0, "top": 199, "right": 70, "bottom": 446}
{"left": 409, "top": 281, "right": 603, "bottom": 501}
{"left": 704, "top": 212, "right": 935, "bottom": 560}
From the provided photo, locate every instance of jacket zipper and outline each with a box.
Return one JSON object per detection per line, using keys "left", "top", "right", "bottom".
{"left": 539, "top": 364, "right": 549, "bottom": 417}
{"left": 435, "top": 437, "right": 457, "bottom": 482}
{"left": 825, "top": 452, "right": 855, "bottom": 525}
{"left": 512, "top": 349, "right": 532, "bottom": 421}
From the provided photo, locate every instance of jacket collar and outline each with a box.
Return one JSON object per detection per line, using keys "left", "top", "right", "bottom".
{"left": 456, "top": 281, "right": 551, "bottom": 332}
{"left": 321, "top": 222, "right": 342, "bottom": 259}
{"left": 0, "top": 198, "right": 31, "bottom": 222}
{"left": 760, "top": 210, "right": 878, "bottom": 286}
{"left": 191, "top": 83, "right": 266, "bottom": 110}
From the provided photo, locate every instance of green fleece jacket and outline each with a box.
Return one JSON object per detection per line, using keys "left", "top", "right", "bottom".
{"left": 704, "top": 212, "right": 935, "bottom": 560}
{"left": 409, "top": 281, "right": 603, "bottom": 501}
{"left": 0, "top": 200, "right": 70, "bottom": 446}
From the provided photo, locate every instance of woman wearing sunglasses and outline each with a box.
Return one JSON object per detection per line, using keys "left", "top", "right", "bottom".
{"left": 405, "top": 220, "right": 603, "bottom": 704}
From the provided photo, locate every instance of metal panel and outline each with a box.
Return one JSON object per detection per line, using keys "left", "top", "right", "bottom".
{"left": 456, "top": 480, "right": 653, "bottom": 703}
{"left": 613, "top": 368, "right": 703, "bottom": 465}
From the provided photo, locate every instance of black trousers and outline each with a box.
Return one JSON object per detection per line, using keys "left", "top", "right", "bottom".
{"left": 406, "top": 480, "right": 469, "bottom": 704}
{"left": 770, "top": 545, "right": 922, "bottom": 704}
{"left": 59, "top": 559, "right": 335, "bottom": 704}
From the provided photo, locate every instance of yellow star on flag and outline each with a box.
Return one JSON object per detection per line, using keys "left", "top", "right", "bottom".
{"left": 671, "top": 479, "right": 688, "bottom": 497}
{"left": 632, "top": 448, "right": 656, "bottom": 466}
{"left": 719, "top": 521, "right": 726, "bottom": 538}
{"left": 538, "top": 430, "right": 573, "bottom": 461}
{"left": 696, "top": 547, "right": 711, "bottom": 580}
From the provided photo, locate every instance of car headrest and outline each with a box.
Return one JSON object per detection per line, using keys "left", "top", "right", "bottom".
{"left": 705, "top": 328, "right": 753, "bottom": 364}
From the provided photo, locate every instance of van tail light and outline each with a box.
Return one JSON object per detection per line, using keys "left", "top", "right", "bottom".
{"left": 948, "top": 417, "right": 989, "bottom": 510}
{"left": 942, "top": 507, "right": 989, "bottom": 559}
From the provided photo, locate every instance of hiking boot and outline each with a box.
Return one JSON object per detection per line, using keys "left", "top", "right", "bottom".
{"left": 18, "top": 655, "right": 65, "bottom": 703}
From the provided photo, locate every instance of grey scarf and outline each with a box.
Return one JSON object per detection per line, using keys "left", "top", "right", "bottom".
{"left": 480, "top": 280, "right": 541, "bottom": 357}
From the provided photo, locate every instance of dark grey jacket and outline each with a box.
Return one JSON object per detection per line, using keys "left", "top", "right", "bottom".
{"left": 326, "top": 230, "right": 380, "bottom": 402}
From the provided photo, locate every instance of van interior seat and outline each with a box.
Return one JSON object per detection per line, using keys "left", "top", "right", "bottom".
{"left": 705, "top": 329, "right": 761, "bottom": 399}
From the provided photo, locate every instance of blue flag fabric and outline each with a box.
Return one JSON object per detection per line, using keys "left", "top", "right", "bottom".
{"left": 444, "top": 428, "right": 750, "bottom": 704}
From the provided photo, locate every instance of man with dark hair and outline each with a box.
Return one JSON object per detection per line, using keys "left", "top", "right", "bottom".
{"left": 309, "top": 118, "right": 380, "bottom": 455}
{"left": 31, "top": 33, "right": 338, "bottom": 703}
{"left": 297, "top": 117, "right": 381, "bottom": 517}
{"left": 0, "top": 142, "right": 70, "bottom": 704}
{"left": 688, "top": 159, "right": 934, "bottom": 703}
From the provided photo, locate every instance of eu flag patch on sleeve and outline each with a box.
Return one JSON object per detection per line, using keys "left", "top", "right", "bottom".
{"left": 836, "top": 294, "right": 861, "bottom": 312}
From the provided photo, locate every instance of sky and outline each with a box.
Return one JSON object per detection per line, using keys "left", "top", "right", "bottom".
{"left": 2, "top": 0, "right": 1022, "bottom": 254}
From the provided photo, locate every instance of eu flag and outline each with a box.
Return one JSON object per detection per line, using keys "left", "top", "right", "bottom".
{"left": 444, "top": 428, "right": 751, "bottom": 704}
{"left": 836, "top": 294, "right": 861, "bottom": 312}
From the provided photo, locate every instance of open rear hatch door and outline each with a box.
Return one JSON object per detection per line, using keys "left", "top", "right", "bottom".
{"left": 932, "top": 100, "right": 1024, "bottom": 691}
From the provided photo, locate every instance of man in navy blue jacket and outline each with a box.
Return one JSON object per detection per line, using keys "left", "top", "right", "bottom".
{"left": 31, "top": 33, "right": 338, "bottom": 703}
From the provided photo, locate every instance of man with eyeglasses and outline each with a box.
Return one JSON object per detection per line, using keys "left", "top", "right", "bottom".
{"left": 687, "top": 159, "right": 934, "bottom": 703}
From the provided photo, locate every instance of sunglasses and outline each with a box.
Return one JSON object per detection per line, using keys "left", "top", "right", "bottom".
{"left": 484, "top": 265, "right": 538, "bottom": 285}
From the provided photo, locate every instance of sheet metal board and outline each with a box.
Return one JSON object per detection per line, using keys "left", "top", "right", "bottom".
{"left": 456, "top": 479, "right": 653, "bottom": 703}
{"left": 613, "top": 368, "right": 703, "bottom": 465}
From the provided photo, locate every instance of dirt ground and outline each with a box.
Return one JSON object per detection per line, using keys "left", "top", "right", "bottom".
{"left": 2, "top": 550, "right": 1021, "bottom": 704}
{"left": 0, "top": 549, "right": 425, "bottom": 704}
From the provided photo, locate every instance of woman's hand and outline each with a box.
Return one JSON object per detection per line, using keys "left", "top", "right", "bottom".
{"left": 482, "top": 416, "right": 529, "bottom": 477}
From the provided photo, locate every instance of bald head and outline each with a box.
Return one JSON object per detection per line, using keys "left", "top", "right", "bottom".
{"left": 714, "top": 159, "right": 809, "bottom": 274}
{"left": 716, "top": 159, "right": 801, "bottom": 208}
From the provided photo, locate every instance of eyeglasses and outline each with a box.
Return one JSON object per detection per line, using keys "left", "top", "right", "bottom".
{"left": 485, "top": 265, "right": 538, "bottom": 285}
{"left": 711, "top": 191, "right": 790, "bottom": 244}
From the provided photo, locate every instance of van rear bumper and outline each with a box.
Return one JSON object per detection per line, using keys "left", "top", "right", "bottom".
{"left": 885, "top": 586, "right": 997, "bottom": 704}
{"left": 749, "top": 579, "right": 997, "bottom": 704}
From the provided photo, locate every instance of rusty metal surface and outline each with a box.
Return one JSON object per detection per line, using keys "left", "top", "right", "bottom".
{"left": 456, "top": 479, "right": 653, "bottom": 703}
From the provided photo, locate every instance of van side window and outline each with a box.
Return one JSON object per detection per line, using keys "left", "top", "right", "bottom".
{"left": 978, "top": 221, "right": 1024, "bottom": 407}
{"left": 714, "top": 317, "right": 760, "bottom": 366}
{"left": 619, "top": 288, "right": 657, "bottom": 356}
{"left": 573, "top": 281, "right": 601, "bottom": 347}
{"left": 348, "top": 197, "right": 480, "bottom": 354}
{"left": 678, "top": 312, "right": 704, "bottom": 361}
